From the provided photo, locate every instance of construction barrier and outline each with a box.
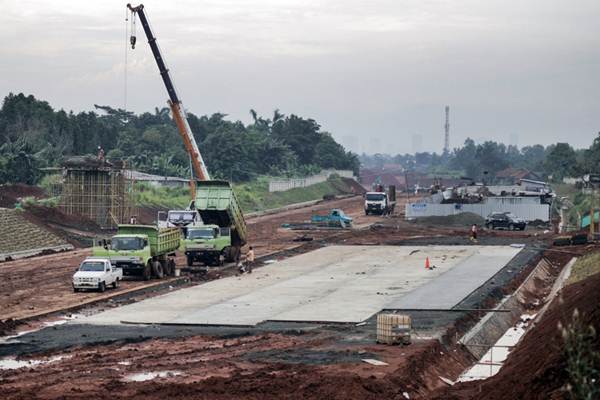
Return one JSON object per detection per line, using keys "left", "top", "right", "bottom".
{"left": 405, "top": 202, "right": 550, "bottom": 222}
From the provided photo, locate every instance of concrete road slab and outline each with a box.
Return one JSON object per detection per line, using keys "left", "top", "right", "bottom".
{"left": 81, "top": 245, "right": 521, "bottom": 326}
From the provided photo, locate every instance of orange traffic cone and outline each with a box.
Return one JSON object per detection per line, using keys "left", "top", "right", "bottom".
{"left": 425, "top": 257, "right": 430, "bottom": 270}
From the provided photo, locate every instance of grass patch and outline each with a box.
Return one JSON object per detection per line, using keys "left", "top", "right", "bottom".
{"left": 567, "top": 251, "right": 600, "bottom": 285}
{"left": 132, "top": 176, "right": 354, "bottom": 213}
{"left": 134, "top": 183, "right": 191, "bottom": 209}
{"left": 234, "top": 176, "right": 351, "bottom": 213}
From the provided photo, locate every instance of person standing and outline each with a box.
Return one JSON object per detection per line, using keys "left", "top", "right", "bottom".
{"left": 470, "top": 224, "right": 478, "bottom": 242}
{"left": 245, "top": 246, "right": 255, "bottom": 274}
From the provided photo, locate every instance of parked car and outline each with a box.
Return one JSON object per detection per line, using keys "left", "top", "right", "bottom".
{"left": 72, "top": 258, "right": 123, "bottom": 292}
{"left": 485, "top": 212, "right": 527, "bottom": 230}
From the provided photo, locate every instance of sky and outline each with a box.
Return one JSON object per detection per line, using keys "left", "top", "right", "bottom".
{"left": 0, "top": 0, "right": 599, "bottom": 154}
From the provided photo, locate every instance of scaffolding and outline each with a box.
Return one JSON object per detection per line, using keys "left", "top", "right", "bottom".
{"left": 58, "top": 164, "right": 136, "bottom": 230}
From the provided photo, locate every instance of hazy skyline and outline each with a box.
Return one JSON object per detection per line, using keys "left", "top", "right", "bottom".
{"left": 1, "top": 0, "right": 598, "bottom": 154}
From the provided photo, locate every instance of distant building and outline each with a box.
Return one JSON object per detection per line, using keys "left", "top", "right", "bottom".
{"left": 495, "top": 168, "right": 541, "bottom": 185}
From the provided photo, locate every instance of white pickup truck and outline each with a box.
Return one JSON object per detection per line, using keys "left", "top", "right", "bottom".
{"left": 72, "top": 258, "right": 123, "bottom": 293}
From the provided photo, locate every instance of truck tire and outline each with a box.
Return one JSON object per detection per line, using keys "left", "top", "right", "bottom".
{"left": 167, "top": 259, "right": 176, "bottom": 276}
{"left": 98, "top": 282, "right": 106, "bottom": 292}
{"left": 112, "top": 279, "right": 119, "bottom": 289}
{"left": 143, "top": 262, "right": 152, "bottom": 280}
{"left": 160, "top": 259, "right": 169, "bottom": 276}
{"left": 152, "top": 260, "right": 164, "bottom": 279}
{"left": 73, "top": 287, "right": 79, "bottom": 293}
{"left": 509, "top": 223, "right": 515, "bottom": 231}
{"left": 186, "top": 254, "right": 194, "bottom": 267}
{"left": 228, "top": 246, "right": 240, "bottom": 263}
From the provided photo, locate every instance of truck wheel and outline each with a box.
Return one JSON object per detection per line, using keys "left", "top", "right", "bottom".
{"left": 509, "top": 223, "right": 515, "bottom": 231}
{"left": 112, "top": 279, "right": 119, "bottom": 289}
{"left": 160, "top": 259, "right": 170, "bottom": 276}
{"left": 365, "top": 210, "right": 369, "bottom": 216}
{"left": 73, "top": 287, "right": 79, "bottom": 293}
{"left": 168, "top": 259, "right": 176, "bottom": 276}
{"left": 98, "top": 282, "right": 106, "bottom": 292}
{"left": 186, "top": 254, "right": 194, "bottom": 267}
{"left": 222, "top": 246, "right": 231, "bottom": 262}
{"left": 152, "top": 261, "right": 164, "bottom": 279}
{"left": 143, "top": 262, "right": 152, "bottom": 280}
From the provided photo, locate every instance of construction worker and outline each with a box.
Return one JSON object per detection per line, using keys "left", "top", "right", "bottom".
{"left": 97, "top": 146, "right": 105, "bottom": 162}
{"left": 243, "top": 246, "right": 255, "bottom": 274}
{"left": 470, "top": 224, "right": 478, "bottom": 242}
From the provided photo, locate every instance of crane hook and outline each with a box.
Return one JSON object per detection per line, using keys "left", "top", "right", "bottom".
{"left": 130, "top": 35, "right": 137, "bottom": 49}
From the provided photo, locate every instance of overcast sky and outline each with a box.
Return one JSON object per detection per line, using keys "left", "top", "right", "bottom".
{"left": 1, "top": 0, "right": 598, "bottom": 154}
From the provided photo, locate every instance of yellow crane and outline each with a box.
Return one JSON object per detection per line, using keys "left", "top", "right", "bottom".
{"left": 127, "top": 3, "right": 209, "bottom": 196}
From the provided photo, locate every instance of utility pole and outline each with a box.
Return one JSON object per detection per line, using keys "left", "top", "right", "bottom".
{"left": 444, "top": 106, "right": 450, "bottom": 154}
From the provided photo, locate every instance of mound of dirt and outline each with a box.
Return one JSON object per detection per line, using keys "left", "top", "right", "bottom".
{"left": 0, "top": 208, "right": 68, "bottom": 255}
{"left": 0, "top": 184, "right": 46, "bottom": 207}
{"left": 412, "top": 212, "right": 485, "bottom": 227}
{"left": 433, "top": 270, "right": 600, "bottom": 400}
{"left": 24, "top": 204, "right": 102, "bottom": 233}
{"left": 340, "top": 178, "right": 367, "bottom": 195}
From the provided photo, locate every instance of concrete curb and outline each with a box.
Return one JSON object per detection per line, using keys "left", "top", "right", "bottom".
{"left": 0, "top": 244, "right": 75, "bottom": 262}
{"left": 8, "top": 276, "right": 190, "bottom": 323}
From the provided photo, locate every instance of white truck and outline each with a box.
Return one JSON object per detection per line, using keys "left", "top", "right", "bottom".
{"left": 72, "top": 258, "right": 123, "bottom": 293}
{"left": 364, "top": 185, "right": 396, "bottom": 215}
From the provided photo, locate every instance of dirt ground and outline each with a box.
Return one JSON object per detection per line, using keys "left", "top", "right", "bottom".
{"left": 0, "top": 329, "right": 472, "bottom": 400}
{"left": 0, "top": 195, "right": 389, "bottom": 323}
{"left": 0, "top": 184, "right": 46, "bottom": 208}
{"left": 431, "top": 269, "right": 600, "bottom": 400}
{"left": 2, "top": 192, "right": 591, "bottom": 400}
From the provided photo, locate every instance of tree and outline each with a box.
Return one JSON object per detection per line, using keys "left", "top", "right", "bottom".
{"left": 544, "top": 142, "right": 579, "bottom": 181}
{"left": 582, "top": 133, "right": 600, "bottom": 173}
{"left": 451, "top": 138, "right": 478, "bottom": 178}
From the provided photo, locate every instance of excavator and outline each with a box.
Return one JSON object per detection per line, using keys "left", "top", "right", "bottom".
{"left": 127, "top": 4, "right": 247, "bottom": 266}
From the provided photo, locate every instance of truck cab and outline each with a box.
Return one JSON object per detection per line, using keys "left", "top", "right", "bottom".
{"left": 365, "top": 192, "right": 388, "bottom": 215}
{"left": 311, "top": 209, "right": 353, "bottom": 228}
{"left": 72, "top": 257, "right": 122, "bottom": 292}
{"left": 183, "top": 225, "right": 232, "bottom": 266}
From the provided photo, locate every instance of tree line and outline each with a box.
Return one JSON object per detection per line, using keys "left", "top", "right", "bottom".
{"left": 0, "top": 93, "right": 359, "bottom": 184}
{"left": 361, "top": 136, "right": 600, "bottom": 183}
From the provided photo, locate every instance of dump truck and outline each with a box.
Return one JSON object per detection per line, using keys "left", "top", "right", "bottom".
{"left": 92, "top": 224, "right": 181, "bottom": 279}
{"left": 364, "top": 185, "right": 396, "bottom": 215}
{"left": 184, "top": 180, "right": 247, "bottom": 265}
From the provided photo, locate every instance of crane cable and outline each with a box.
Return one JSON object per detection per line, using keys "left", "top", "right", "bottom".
{"left": 124, "top": 7, "right": 129, "bottom": 117}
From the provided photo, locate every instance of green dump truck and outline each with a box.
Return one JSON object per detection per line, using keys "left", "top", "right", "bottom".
{"left": 183, "top": 180, "right": 247, "bottom": 266}
{"left": 93, "top": 224, "right": 181, "bottom": 279}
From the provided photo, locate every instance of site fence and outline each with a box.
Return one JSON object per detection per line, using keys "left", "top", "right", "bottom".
{"left": 268, "top": 169, "right": 355, "bottom": 193}
{"left": 405, "top": 202, "right": 551, "bottom": 222}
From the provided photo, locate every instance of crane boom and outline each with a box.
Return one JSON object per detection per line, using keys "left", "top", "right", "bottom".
{"left": 127, "top": 3, "right": 210, "bottom": 182}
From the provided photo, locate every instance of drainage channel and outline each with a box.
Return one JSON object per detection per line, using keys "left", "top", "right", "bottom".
{"left": 456, "top": 256, "right": 577, "bottom": 382}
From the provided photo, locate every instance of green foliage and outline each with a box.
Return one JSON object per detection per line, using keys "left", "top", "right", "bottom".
{"left": 559, "top": 309, "right": 600, "bottom": 400}
{"left": 544, "top": 143, "right": 579, "bottom": 182}
{"left": 364, "top": 136, "right": 598, "bottom": 184}
{"left": 581, "top": 133, "right": 600, "bottom": 174}
{"left": 134, "top": 183, "right": 190, "bottom": 209}
{"left": 38, "top": 173, "right": 62, "bottom": 193}
{"left": 234, "top": 176, "right": 350, "bottom": 212}
{"left": 0, "top": 93, "right": 358, "bottom": 185}
{"left": 567, "top": 252, "right": 600, "bottom": 285}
